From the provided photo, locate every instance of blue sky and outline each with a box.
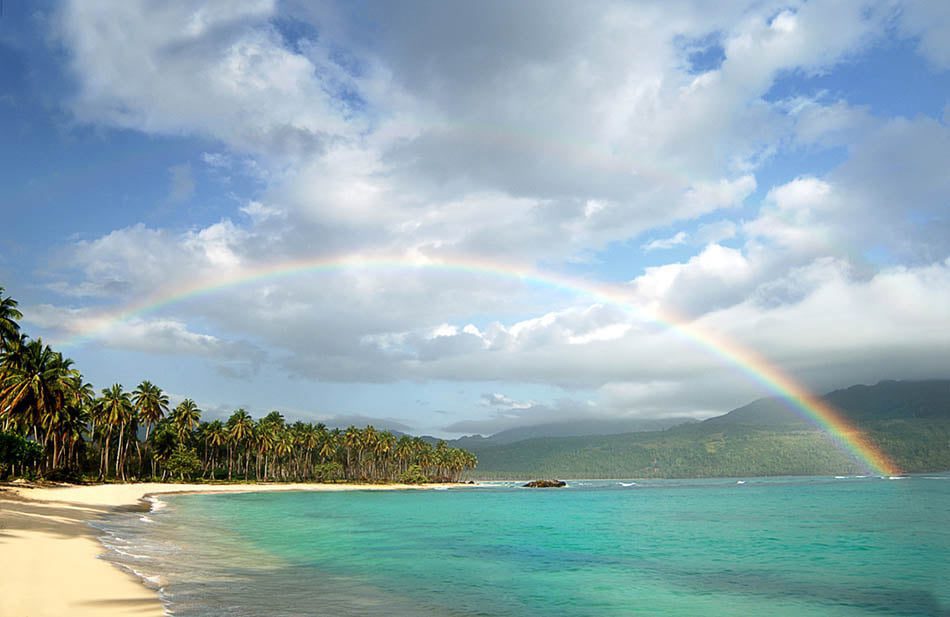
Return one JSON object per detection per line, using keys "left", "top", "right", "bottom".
{"left": 2, "top": 1, "right": 949, "bottom": 436}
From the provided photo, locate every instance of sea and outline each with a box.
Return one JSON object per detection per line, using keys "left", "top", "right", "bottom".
{"left": 94, "top": 475, "right": 950, "bottom": 617}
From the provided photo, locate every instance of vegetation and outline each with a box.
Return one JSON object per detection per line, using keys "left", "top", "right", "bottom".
{"left": 466, "top": 385, "right": 950, "bottom": 479}
{"left": 0, "top": 287, "right": 476, "bottom": 483}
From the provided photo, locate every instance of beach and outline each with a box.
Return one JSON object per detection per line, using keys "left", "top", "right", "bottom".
{"left": 0, "top": 482, "right": 460, "bottom": 617}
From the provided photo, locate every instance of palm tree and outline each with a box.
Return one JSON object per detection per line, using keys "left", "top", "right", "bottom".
{"left": 171, "top": 399, "right": 201, "bottom": 445}
{"left": 258, "top": 412, "right": 285, "bottom": 479}
{"left": 98, "top": 384, "right": 134, "bottom": 480}
{"left": 374, "top": 431, "right": 396, "bottom": 481}
{"left": 395, "top": 435, "right": 414, "bottom": 475}
{"left": 362, "top": 425, "right": 379, "bottom": 479}
{"left": 203, "top": 420, "right": 227, "bottom": 479}
{"left": 148, "top": 419, "right": 178, "bottom": 480}
{"left": 0, "top": 287, "right": 23, "bottom": 350}
{"left": 61, "top": 378, "right": 93, "bottom": 472}
{"left": 343, "top": 426, "right": 363, "bottom": 478}
{"left": 274, "top": 429, "right": 294, "bottom": 480}
{"left": 317, "top": 427, "right": 337, "bottom": 465}
{"left": 132, "top": 381, "right": 168, "bottom": 443}
{"left": 227, "top": 409, "right": 254, "bottom": 480}
{"left": 0, "top": 338, "right": 77, "bottom": 453}
{"left": 132, "top": 381, "right": 168, "bottom": 478}
{"left": 300, "top": 424, "right": 320, "bottom": 480}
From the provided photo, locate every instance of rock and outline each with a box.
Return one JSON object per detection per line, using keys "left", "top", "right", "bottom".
{"left": 522, "top": 479, "right": 567, "bottom": 488}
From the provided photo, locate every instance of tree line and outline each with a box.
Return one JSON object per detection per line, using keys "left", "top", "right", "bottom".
{"left": 0, "top": 286, "right": 476, "bottom": 483}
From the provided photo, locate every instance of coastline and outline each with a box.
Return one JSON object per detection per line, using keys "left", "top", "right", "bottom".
{"left": 0, "top": 481, "right": 465, "bottom": 617}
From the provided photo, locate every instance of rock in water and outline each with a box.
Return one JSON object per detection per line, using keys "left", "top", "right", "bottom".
{"left": 523, "top": 479, "right": 567, "bottom": 488}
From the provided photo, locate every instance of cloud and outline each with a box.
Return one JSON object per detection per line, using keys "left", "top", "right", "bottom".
{"left": 23, "top": 304, "right": 266, "bottom": 376}
{"left": 628, "top": 243, "right": 754, "bottom": 314}
{"left": 32, "top": 1, "right": 950, "bottom": 429}
{"left": 318, "top": 414, "right": 413, "bottom": 433}
{"left": 239, "top": 200, "right": 282, "bottom": 222}
{"left": 480, "top": 393, "right": 535, "bottom": 410}
{"left": 642, "top": 231, "right": 689, "bottom": 251}
{"left": 898, "top": 0, "right": 950, "bottom": 70}
{"left": 55, "top": 1, "right": 356, "bottom": 158}
{"left": 52, "top": 0, "right": 888, "bottom": 266}
{"left": 696, "top": 220, "right": 737, "bottom": 244}
{"left": 744, "top": 117, "right": 950, "bottom": 263}
{"left": 443, "top": 398, "right": 595, "bottom": 435}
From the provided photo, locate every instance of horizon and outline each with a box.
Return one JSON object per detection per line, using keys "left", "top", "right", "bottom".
{"left": 2, "top": 1, "right": 949, "bottom": 439}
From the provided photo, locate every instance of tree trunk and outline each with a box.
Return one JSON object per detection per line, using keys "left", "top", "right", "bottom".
{"left": 102, "top": 427, "right": 112, "bottom": 480}
{"left": 144, "top": 421, "right": 153, "bottom": 478}
{"left": 50, "top": 432, "right": 60, "bottom": 470}
{"left": 116, "top": 423, "right": 126, "bottom": 481}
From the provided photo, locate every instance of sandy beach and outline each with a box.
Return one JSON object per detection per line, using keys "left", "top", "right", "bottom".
{"left": 0, "top": 482, "right": 462, "bottom": 617}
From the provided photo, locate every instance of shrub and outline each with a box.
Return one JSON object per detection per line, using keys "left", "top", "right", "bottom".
{"left": 166, "top": 447, "right": 202, "bottom": 481}
{"left": 313, "top": 462, "right": 344, "bottom": 482}
{"left": 398, "top": 464, "right": 429, "bottom": 484}
{"left": 0, "top": 431, "right": 43, "bottom": 479}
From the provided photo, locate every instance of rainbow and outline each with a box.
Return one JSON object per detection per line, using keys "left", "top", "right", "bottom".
{"left": 57, "top": 252, "right": 899, "bottom": 476}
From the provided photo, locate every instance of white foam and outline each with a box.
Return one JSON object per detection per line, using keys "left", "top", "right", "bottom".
{"left": 140, "top": 515, "right": 154, "bottom": 523}
{"left": 146, "top": 496, "right": 168, "bottom": 512}
{"left": 107, "top": 546, "right": 152, "bottom": 560}
{"left": 619, "top": 482, "right": 637, "bottom": 487}
{"left": 736, "top": 480, "right": 746, "bottom": 485}
{"left": 125, "top": 565, "right": 164, "bottom": 588}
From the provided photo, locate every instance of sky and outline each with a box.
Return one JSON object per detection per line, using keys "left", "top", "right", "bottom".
{"left": 1, "top": 0, "right": 948, "bottom": 437}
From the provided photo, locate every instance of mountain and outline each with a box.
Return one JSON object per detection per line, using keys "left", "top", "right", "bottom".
{"left": 452, "top": 416, "right": 695, "bottom": 447}
{"left": 466, "top": 380, "right": 950, "bottom": 479}
{"left": 704, "top": 379, "right": 950, "bottom": 427}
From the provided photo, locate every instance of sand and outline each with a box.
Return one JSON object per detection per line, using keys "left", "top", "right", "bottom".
{"left": 0, "top": 482, "right": 463, "bottom": 616}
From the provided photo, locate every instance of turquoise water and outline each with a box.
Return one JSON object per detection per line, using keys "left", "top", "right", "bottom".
{"left": 99, "top": 476, "right": 950, "bottom": 616}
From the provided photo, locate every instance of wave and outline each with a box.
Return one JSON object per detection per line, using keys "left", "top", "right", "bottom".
{"left": 618, "top": 482, "right": 637, "bottom": 487}
{"left": 146, "top": 496, "right": 168, "bottom": 512}
{"left": 116, "top": 562, "right": 165, "bottom": 589}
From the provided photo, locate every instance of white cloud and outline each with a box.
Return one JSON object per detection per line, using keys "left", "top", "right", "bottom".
{"left": 481, "top": 393, "right": 535, "bottom": 410}
{"left": 239, "top": 200, "right": 283, "bottom": 222}
{"left": 898, "top": 0, "right": 950, "bottom": 70}
{"left": 680, "top": 175, "right": 757, "bottom": 218}
{"left": 628, "top": 243, "right": 754, "bottom": 313}
{"left": 642, "top": 231, "right": 689, "bottom": 251}
{"left": 696, "top": 220, "right": 738, "bottom": 244}
{"left": 56, "top": 1, "right": 357, "bottom": 158}
{"left": 744, "top": 176, "right": 837, "bottom": 253}
{"left": 33, "top": 1, "right": 950, "bottom": 426}
{"left": 23, "top": 305, "right": 265, "bottom": 374}
{"left": 53, "top": 0, "right": 891, "bottom": 266}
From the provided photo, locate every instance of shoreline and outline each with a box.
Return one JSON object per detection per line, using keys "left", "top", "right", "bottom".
{"left": 0, "top": 481, "right": 467, "bottom": 617}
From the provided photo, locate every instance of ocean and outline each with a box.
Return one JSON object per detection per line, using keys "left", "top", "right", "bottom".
{"left": 96, "top": 475, "right": 950, "bottom": 616}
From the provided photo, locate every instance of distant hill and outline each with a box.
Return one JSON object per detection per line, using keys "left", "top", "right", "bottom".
{"left": 452, "top": 416, "right": 694, "bottom": 447}
{"left": 466, "top": 380, "right": 950, "bottom": 479}
{"left": 705, "top": 380, "right": 950, "bottom": 427}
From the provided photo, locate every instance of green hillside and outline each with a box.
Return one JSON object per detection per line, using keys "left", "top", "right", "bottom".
{"left": 467, "top": 380, "right": 950, "bottom": 479}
